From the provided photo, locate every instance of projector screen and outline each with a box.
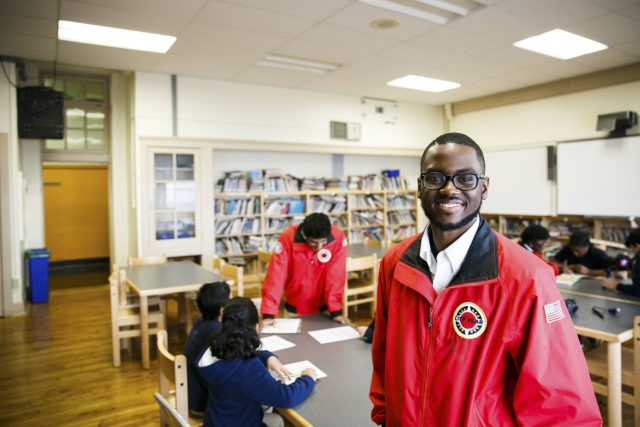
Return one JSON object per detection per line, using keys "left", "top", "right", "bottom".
{"left": 557, "top": 135, "right": 640, "bottom": 217}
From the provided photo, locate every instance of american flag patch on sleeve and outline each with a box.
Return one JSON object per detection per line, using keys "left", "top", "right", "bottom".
{"left": 544, "top": 300, "right": 565, "bottom": 324}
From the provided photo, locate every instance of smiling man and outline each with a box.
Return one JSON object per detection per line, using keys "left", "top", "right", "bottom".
{"left": 369, "top": 133, "right": 601, "bottom": 426}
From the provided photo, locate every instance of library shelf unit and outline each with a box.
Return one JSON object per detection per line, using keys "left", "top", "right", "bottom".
{"left": 483, "top": 213, "right": 636, "bottom": 255}
{"left": 214, "top": 188, "right": 420, "bottom": 258}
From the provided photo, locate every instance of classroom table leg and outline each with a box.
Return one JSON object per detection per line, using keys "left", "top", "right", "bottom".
{"left": 140, "top": 295, "right": 150, "bottom": 370}
{"left": 607, "top": 341, "right": 622, "bottom": 427}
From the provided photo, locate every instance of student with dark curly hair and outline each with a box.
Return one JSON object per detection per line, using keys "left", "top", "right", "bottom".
{"left": 551, "top": 230, "right": 610, "bottom": 276}
{"left": 518, "top": 224, "right": 560, "bottom": 276}
{"left": 197, "top": 297, "right": 317, "bottom": 427}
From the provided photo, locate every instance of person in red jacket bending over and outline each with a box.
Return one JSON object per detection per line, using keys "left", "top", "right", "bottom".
{"left": 260, "top": 212, "right": 349, "bottom": 325}
{"left": 370, "top": 132, "right": 601, "bottom": 426}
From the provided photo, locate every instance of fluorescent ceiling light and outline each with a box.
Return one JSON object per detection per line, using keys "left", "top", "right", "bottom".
{"left": 513, "top": 29, "right": 607, "bottom": 60}
{"left": 387, "top": 74, "right": 460, "bottom": 92}
{"left": 415, "top": 0, "right": 469, "bottom": 15}
{"left": 257, "top": 55, "right": 338, "bottom": 75}
{"left": 58, "top": 20, "right": 176, "bottom": 53}
{"left": 358, "top": 0, "right": 449, "bottom": 25}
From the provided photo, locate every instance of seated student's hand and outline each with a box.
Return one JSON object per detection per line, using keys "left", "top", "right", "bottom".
{"left": 267, "top": 355, "right": 291, "bottom": 382}
{"left": 569, "top": 264, "right": 589, "bottom": 275}
{"left": 356, "top": 326, "right": 368, "bottom": 337}
{"left": 262, "top": 317, "right": 276, "bottom": 326}
{"left": 332, "top": 315, "right": 349, "bottom": 325}
{"left": 301, "top": 367, "right": 318, "bottom": 381}
{"left": 601, "top": 276, "right": 618, "bottom": 290}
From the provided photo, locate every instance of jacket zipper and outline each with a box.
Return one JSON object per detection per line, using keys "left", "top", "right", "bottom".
{"left": 419, "top": 304, "right": 434, "bottom": 427}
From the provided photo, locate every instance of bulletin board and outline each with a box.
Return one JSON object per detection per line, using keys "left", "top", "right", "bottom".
{"left": 482, "top": 146, "right": 553, "bottom": 215}
{"left": 556, "top": 135, "right": 640, "bottom": 217}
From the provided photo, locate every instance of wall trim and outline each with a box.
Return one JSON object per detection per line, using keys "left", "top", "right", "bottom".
{"left": 139, "top": 136, "right": 423, "bottom": 157}
{"left": 452, "top": 62, "right": 640, "bottom": 115}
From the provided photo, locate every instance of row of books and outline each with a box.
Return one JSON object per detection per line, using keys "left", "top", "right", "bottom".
{"left": 351, "top": 211, "right": 384, "bottom": 226}
{"left": 216, "top": 218, "right": 260, "bottom": 236}
{"left": 349, "top": 194, "right": 384, "bottom": 209}
{"left": 215, "top": 197, "right": 260, "bottom": 216}
{"left": 349, "top": 228, "right": 384, "bottom": 243}
{"left": 388, "top": 225, "right": 417, "bottom": 241}
{"left": 217, "top": 169, "right": 410, "bottom": 193}
{"left": 264, "top": 199, "right": 306, "bottom": 215}
{"left": 387, "top": 194, "right": 416, "bottom": 210}
{"left": 387, "top": 211, "right": 416, "bottom": 226}
{"left": 308, "top": 195, "right": 347, "bottom": 213}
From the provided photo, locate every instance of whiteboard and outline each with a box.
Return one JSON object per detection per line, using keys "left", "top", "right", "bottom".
{"left": 557, "top": 135, "right": 640, "bottom": 217}
{"left": 482, "top": 147, "right": 553, "bottom": 215}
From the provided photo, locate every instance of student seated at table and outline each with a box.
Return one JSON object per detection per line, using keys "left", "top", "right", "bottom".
{"left": 551, "top": 230, "right": 610, "bottom": 276}
{"left": 183, "top": 281, "right": 231, "bottom": 416}
{"left": 601, "top": 228, "right": 640, "bottom": 296}
{"left": 197, "top": 297, "right": 318, "bottom": 427}
{"left": 518, "top": 224, "right": 560, "bottom": 276}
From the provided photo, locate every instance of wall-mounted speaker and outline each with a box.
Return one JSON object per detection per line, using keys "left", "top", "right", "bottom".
{"left": 17, "top": 86, "right": 64, "bottom": 139}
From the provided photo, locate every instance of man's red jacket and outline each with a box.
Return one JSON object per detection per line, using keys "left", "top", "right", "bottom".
{"left": 260, "top": 224, "right": 347, "bottom": 317}
{"left": 370, "top": 219, "right": 602, "bottom": 426}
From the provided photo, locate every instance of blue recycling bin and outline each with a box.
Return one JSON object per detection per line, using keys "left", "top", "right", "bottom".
{"left": 25, "top": 248, "right": 50, "bottom": 303}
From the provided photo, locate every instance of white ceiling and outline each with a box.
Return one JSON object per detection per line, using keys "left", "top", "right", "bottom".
{"left": 1, "top": 0, "right": 640, "bottom": 106}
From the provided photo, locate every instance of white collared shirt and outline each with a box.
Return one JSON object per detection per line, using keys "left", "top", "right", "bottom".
{"left": 420, "top": 216, "right": 480, "bottom": 295}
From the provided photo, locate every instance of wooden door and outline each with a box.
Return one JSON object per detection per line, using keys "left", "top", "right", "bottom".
{"left": 42, "top": 164, "right": 109, "bottom": 262}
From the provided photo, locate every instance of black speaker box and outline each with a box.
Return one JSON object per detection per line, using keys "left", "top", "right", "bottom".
{"left": 17, "top": 86, "right": 64, "bottom": 139}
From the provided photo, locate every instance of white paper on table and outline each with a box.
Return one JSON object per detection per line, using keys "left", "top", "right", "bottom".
{"left": 308, "top": 325, "right": 360, "bottom": 344}
{"left": 261, "top": 318, "right": 302, "bottom": 334}
{"left": 261, "top": 335, "right": 296, "bottom": 352}
{"left": 281, "top": 360, "right": 328, "bottom": 385}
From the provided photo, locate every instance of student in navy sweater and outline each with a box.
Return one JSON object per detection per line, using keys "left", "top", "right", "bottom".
{"left": 183, "top": 281, "right": 230, "bottom": 416}
{"left": 198, "top": 297, "right": 318, "bottom": 427}
{"left": 601, "top": 228, "right": 640, "bottom": 296}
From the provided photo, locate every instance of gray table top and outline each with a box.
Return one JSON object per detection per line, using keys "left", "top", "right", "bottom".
{"left": 559, "top": 277, "right": 640, "bottom": 305}
{"left": 122, "top": 261, "right": 223, "bottom": 296}
{"left": 263, "top": 314, "right": 374, "bottom": 426}
{"left": 559, "top": 288, "right": 640, "bottom": 341}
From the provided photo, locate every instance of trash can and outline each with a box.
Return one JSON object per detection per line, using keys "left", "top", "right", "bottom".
{"left": 25, "top": 248, "right": 50, "bottom": 303}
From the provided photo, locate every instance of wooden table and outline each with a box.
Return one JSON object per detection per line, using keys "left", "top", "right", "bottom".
{"left": 123, "top": 261, "right": 223, "bottom": 369}
{"left": 558, "top": 278, "right": 640, "bottom": 427}
{"left": 263, "top": 314, "right": 373, "bottom": 426}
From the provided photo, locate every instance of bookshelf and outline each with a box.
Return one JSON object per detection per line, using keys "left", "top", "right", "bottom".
{"left": 214, "top": 188, "right": 419, "bottom": 256}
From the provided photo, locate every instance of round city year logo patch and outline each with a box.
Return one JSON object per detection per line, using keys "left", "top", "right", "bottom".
{"left": 452, "top": 302, "right": 487, "bottom": 339}
{"left": 273, "top": 242, "right": 283, "bottom": 254}
{"left": 317, "top": 248, "right": 332, "bottom": 263}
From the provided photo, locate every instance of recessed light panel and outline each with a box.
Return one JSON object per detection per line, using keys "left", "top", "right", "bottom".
{"left": 58, "top": 20, "right": 176, "bottom": 53}
{"left": 513, "top": 29, "right": 607, "bottom": 60}
{"left": 387, "top": 75, "right": 460, "bottom": 92}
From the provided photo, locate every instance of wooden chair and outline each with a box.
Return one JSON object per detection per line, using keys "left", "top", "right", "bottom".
{"left": 128, "top": 254, "right": 168, "bottom": 266}
{"left": 154, "top": 392, "right": 191, "bottom": 427}
{"left": 157, "top": 330, "right": 203, "bottom": 426}
{"left": 342, "top": 253, "right": 378, "bottom": 318}
{"left": 257, "top": 249, "right": 272, "bottom": 283}
{"left": 110, "top": 269, "right": 165, "bottom": 367}
{"left": 584, "top": 315, "right": 640, "bottom": 425}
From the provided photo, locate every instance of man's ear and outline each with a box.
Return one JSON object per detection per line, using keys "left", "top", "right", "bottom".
{"left": 481, "top": 176, "right": 489, "bottom": 200}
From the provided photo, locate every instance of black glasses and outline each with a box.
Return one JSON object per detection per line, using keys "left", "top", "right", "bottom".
{"left": 420, "top": 172, "right": 485, "bottom": 191}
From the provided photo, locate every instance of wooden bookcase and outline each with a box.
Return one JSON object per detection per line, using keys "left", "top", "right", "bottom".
{"left": 214, "top": 188, "right": 419, "bottom": 257}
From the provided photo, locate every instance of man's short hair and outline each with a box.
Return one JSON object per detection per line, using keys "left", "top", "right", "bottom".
{"left": 421, "top": 132, "right": 486, "bottom": 174}
{"left": 626, "top": 228, "right": 640, "bottom": 247}
{"left": 569, "top": 231, "right": 591, "bottom": 248}
{"left": 520, "top": 224, "right": 550, "bottom": 243}
{"left": 197, "top": 281, "right": 231, "bottom": 321}
{"left": 300, "top": 212, "right": 331, "bottom": 239}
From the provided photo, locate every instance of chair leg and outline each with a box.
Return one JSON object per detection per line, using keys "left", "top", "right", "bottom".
{"left": 112, "top": 335, "right": 121, "bottom": 367}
